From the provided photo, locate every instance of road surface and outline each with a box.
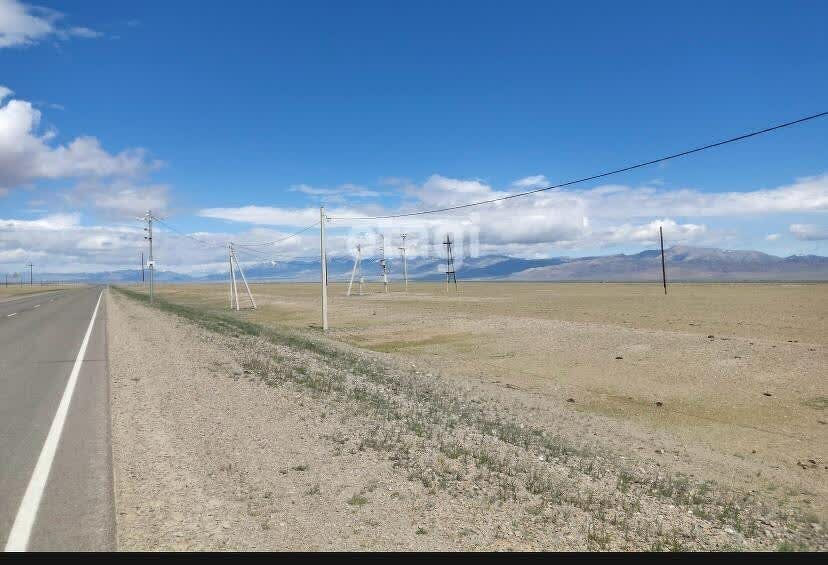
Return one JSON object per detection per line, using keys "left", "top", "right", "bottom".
{"left": 0, "top": 286, "right": 115, "bottom": 551}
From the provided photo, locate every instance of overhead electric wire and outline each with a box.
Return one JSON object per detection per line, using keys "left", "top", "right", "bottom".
{"left": 233, "top": 221, "right": 321, "bottom": 247}
{"left": 328, "top": 110, "right": 828, "bottom": 221}
{"left": 153, "top": 217, "right": 225, "bottom": 249}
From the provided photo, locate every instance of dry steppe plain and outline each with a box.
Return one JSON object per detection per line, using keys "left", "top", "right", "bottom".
{"left": 111, "top": 281, "right": 827, "bottom": 550}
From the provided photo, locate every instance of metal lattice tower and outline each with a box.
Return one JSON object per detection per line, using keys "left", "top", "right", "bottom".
{"left": 443, "top": 234, "right": 458, "bottom": 292}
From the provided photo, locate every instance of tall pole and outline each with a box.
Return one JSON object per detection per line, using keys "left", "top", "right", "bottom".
{"left": 399, "top": 233, "right": 408, "bottom": 292}
{"left": 380, "top": 235, "right": 389, "bottom": 293}
{"left": 347, "top": 244, "right": 361, "bottom": 297}
{"left": 228, "top": 243, "right": 234, "bottom": 309}
{"left": 320, "top": 207, "right": 328, "bottom": 331}
{"left": 27, "top": 263, "right": 33, "bottom": 285}
{"left": 148, "top": 211, "right": 154, "bottom": 304}
{"left": 660, "top": 225, "right": 667, "bottom": 295}
{"left": 233, "top": 247, "right": 257, "bottom": 309}
{"left": 141, "top": 252, "right": 145, "bottom": 283}
{"left": 229, "top": 243, "right": 239, "bottom": 311}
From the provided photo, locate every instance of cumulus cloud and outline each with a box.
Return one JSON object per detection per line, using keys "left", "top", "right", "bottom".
{"left": 0, "top": 91, "right": 159, "bottom": 190}
{"left": 765, "top": 233, "right": 781, "bottom": 241}
{"left": 199, "top": 173, "right": 826, "bottom": 257}
{"left": 0, "top": 87, "right": 167, "bottom": 217}
{"left": 0, "top": 0, "right": 101, "bottom": 48}
{"left": 789, "top": 223, "right": 828, "bottom": 241}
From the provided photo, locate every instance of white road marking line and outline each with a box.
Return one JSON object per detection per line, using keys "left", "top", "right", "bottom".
{"left": 7, "top": 313, "right": 16, "bottom": 317}
{"left": 4, "top": 291, "right": 103, "bottom": 552}
{"left": 33, "top": 305, "right": 40, "bottom": 309}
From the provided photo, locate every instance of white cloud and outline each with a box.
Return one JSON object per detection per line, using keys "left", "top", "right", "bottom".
{"left": 290, "top": 183, "right": 381, "bottom": 202}
{"left": 0, "top": 212, "right": 80, "bottom": 231}
{"left": 573, "top": 174, "right": 828, "bottom": 219}
{"left": 0, "top": 0, "right": 101, "bottom": 48}
{"left": 765, "top": 233, "right": 781, "bottom": 241}
{"left": 790, "top": 223, "right": 828, "bottom": 241}
{"left": 198, "top": 173, "right": 828, "bottom": 257}
{"left": 199, "top": 206, "right": 321, "bottom": 226}
{"left": 64, "top": 179, "right": 170, "bottom": 217}
{"left": 0, "top": 89, "right": 161, "bottom": 202}
{"left": 512, "top": 175, "right": 549, "bottom": 189}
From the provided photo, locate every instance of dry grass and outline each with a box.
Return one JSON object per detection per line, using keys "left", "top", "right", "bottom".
{"left": 112, "top": 285, "right": 828, "bottom": 550}
{"left": 122, "top": 281, "right": 828, "bottom": 519}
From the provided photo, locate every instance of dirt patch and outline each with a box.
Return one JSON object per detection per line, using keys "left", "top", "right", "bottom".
{"left": 108, "top": 288, "right": 826, "bottom": 551}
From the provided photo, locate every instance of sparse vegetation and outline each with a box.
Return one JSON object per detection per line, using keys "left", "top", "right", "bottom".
{"left": 112, "top": 285, "right": 827, "bottom": 551}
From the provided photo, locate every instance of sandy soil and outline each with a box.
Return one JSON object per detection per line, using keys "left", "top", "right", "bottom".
{"left": 107, "top": 287, "right": 826, "bottom": 551}
{"left": 140, "top": 281, "right": 828, "bottom": 511}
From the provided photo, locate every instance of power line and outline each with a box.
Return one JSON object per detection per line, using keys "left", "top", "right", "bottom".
{"left": 154, "top": 218, "right": 225, "bottom": 249}
{"left": 329, "top": 110, "right": 828, "bottom": 221}
{"left": 233, "top": 221, "right": 321, "bottom": 247}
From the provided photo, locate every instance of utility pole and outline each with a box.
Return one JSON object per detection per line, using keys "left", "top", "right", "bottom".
{"left": 659, "top": 225, "right": 667, "bottom": 295}
{"left": 399, "top": 233, "right": 408, "bottom": 292}
{"left": 228, "top": 243, "right": 235, "bottom": 309}
{"left": 443, "top": 234, "right": 458, "bottom": 292}
{"left": 140, "top": 210, "right": 155, "bottom": 304}
{"left": 141, "top": 252, "right": 145, "bottom": 283}
{"left": 27, "top": 263, "right": 33, "bottom": 285}
{"left": 320, "top": 207, "right": 328, "bottom": 331}
{"left": 228, "top": 243, "right": 255, "bottom": 310}
{"left": 347, "top": 244, "right": 363, "bottom": 297}
{"left": 379, "top": 234, "right": 389, "bottom": 293}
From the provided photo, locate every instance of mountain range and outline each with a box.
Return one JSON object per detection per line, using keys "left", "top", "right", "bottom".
{"left": 15, "top": 246, "right": 828, "bottom": 284}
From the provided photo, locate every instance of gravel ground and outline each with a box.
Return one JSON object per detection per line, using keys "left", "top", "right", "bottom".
{"left": 107, "top": 288, "right": 826, "bottom": 551}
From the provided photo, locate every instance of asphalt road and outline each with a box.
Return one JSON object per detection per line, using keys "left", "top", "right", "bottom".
{"left": 0, "top": 286, "right": 115, "bottom": 551}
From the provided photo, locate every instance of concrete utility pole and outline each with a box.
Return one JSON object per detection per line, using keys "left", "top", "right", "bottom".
{"left": 141, "top": 210, "right": 155, "bottom": 304}
{"left": 320, "top": 207, "right": 328, "bottom": 331}
{"left": 347, "top": 244, "right": 362, "bottom": 297}
{"left": 399, "top": 233, "right": 408, "bottom": 292}
{"left": 141, "top": 252, "right": 145, "bottom": 283}
{"left": 227, "top": 243, "right": 255, "bottom": 311}
{"left": 659, "top": 225, "right": 667, "bottom": 295}
{"left": 26, "top": 263, "right": 33, "bottom": 285}
{"left": 379, "top": 235, "right": 389, "bottom": 293}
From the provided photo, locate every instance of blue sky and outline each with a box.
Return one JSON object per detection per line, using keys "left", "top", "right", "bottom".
{"left": 1, "top": 0, "right": 826, "bottom": 273}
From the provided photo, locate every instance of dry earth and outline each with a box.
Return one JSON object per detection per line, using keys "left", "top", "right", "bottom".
{"left": 107, "top": 286, "right": 826, "bottom": 551}
{"left": 133, "top": 281, "right": 827, "bottom": 512}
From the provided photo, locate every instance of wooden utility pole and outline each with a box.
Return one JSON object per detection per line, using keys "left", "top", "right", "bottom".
{"left": 660, "top": 225, "right": 667, "bottom": 295}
